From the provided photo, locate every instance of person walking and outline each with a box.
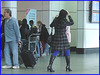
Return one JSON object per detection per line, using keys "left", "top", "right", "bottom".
{"left": 47, "top": 9, "right": 74, "bottom": 72}
{"left": 2, "top": 9, "right": 21, "bottom": 69}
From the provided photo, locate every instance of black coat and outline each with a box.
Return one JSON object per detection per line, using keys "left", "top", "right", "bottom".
{"left": 1, "top": 19, "right": 5, "bottom": 34}
{"left": 20, "top": 26, "right": 26, "bottom": 39}
{"left": 50, "top": 16, "right": 74, "bottom": 51}
{"left": 40, "top": 24, "right": 49, "bottom": 43}
{"left": 1, "top": 19, "right": 5, "bottom": 51}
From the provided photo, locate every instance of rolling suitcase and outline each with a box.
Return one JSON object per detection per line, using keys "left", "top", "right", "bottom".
{"left": 20, "top": 50, "right": 36, "bottom": 68}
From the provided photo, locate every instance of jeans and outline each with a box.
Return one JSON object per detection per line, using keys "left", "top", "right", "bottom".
{"left": 43, "top": 43, "right": 49, "bottom": 54}
{"left": 35, "top": 41, "right": 40, "bottom": 57}
{"left": 4, "top": 41, "right": 19, "bottom": 66}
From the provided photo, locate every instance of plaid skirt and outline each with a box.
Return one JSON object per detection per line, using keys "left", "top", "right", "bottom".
{"left": 51, "top": 32, "right": 70, "bottom": 52}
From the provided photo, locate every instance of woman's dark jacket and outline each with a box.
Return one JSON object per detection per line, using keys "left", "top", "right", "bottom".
{"left": 40, "top": 24, "right": 49, "bottom": 43}
{"left": 50, "top": 16, "right": 74, "bottom": 51}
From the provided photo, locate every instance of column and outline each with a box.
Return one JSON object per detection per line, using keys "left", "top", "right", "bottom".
{"left": 2, "top": 1, "right": 17, "bottom": 18}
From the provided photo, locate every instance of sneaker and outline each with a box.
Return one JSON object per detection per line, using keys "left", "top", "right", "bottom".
{"left": 2, "top": 65, "right": 12, "bottom": 69}
{"left": 42, "top": 53, "right": 46, "bottom": 56}
{"left": 12, "top": 66, "right": 19, "bottom": 69}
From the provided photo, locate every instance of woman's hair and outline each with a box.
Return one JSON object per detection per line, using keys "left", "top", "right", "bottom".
{"left": 37, "top": 21, "right": 43, "bottom": 25}
{"left": 58, "top": 9, "right": 68, "bottom": 20}
{"left": 55, "top": 9, "right": 68, "bottom": 25}
{"left": 22, "top": 19, "right": 28, "bottom": 28}
{"left": 22, "top": 19, "right": 27, "bottom": 24}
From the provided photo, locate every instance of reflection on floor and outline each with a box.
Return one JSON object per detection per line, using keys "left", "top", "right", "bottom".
{"left": 1, "top": 52, "right": 99, "bottom": 74}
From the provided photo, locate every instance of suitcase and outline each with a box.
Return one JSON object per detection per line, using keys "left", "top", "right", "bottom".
{"left": 20, "top": 50, "right": 36, "bottom": 68}
{"left": 21, "top": 39, "right": 28, "bottom": 51}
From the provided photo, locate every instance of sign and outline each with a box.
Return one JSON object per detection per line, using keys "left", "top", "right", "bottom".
{"left": 89, "top": 1, "right": 99, "bottom": 23}
{"left": 92, "top": 1, "right": 99, "bottom": 10}
{"left": 92, "top": 12, "right": 99, "bottom": 22}
{"left": 26, "top": 9, "right": 37, "bottom": 28}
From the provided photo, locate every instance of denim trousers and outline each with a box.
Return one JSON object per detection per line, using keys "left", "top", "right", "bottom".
{"left": 43, "top": 43, "right": 49, "bottom": 54}
{"left": 4, "top": 41, "right": 19, "bottom": 66}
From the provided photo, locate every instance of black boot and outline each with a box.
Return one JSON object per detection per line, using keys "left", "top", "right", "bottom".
{"left": 65, "top": 56, "right": 72, "bottom": 72}
{"left": 47, "top": 55, "right": 56, "bottom": 72}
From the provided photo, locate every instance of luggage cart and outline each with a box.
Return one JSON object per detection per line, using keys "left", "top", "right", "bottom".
{"left": 28, "top": 33, "right": 40, "bottom": 55}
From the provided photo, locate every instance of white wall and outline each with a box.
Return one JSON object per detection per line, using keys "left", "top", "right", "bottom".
{"left": 84, "top": 1, "right": 99, "bottom": 48}
{"left": 77, "top": 1, "right": 99, "bottom": 48}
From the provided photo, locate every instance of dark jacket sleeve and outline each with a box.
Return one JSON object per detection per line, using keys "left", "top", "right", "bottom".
{"left": 1, "top": 20, "right": 5, "bottom": 34}
{"left": 67, "top": 15, "right": 74, "bottom": 26}
{"left": 50, "top": 18, "right": 57, "bottom": 27}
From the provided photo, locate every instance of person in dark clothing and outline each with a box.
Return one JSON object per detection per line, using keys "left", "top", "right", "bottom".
{"left": 18, "top": 20, "right": 22, "bottom": 29}
{"left": 37, "top": 21, "right": 49, "bottom": 56}
{"left": 1, "top": 14, "right": 5, "bottom": 58}
{"left": 22, "top": 19, "right": 29, "bottom": 29}
{"left": 20, "top": 19, "right": 29, "bottom": 40}
{"left": 29, "top": 20, "right": 37, "bottom": 34}
{"left": 1, "top": 14, "right": 5, "bottom": 33}
{"left": 47, "top": 9, "right": 74, "bottom": 72}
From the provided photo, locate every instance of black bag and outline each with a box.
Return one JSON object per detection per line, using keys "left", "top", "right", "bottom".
{"left": 47, "top": 27, "right": 53, "bottom": 46}
{"left": 20, "top": 50, "right": 36, "bottom": 68}
{"left": 21, "top": 39, "right": 28, "bottom": 51}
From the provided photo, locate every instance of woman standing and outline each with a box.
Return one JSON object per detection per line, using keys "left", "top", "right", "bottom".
{"left": 20, "top": 19, "right": 29, "bottom": 40}
{"left": 47, "top": 9, "right": 74, "bottom": 72}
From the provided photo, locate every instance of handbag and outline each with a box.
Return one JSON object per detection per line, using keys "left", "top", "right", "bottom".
{"left": 47, "top": 27, "right": 53, "bottom": 46}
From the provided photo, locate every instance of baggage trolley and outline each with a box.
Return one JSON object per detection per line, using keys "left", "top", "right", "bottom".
{"left": 28, "top": 33, "right": 40, "bottom": 55}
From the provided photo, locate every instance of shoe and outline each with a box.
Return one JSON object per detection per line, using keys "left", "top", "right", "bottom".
{"left": 66, "top": 66, "right": 72, "bottom": 71}
{"left": 12, "top": 66, "right": 19, "bottom": 69}
{"left": 2, "top": 65, "right": 12, "bottom": 69}
{"left": 47, "top": 55, "right": 56, "bottom": 72}
{"left": 65, "top": 56, "right": 72, "bottom": 72}
{"left": 42, "top": 53, "right": 46, "bottom": 56}
{"left": 47, "top": 65, "right": 55, "bottom": 72}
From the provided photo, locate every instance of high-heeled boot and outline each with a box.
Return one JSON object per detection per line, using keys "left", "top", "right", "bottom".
{"left": 65, "top": 56, "right": 72, "bottom": 71}
{"left": 47, "top": 55, "right": 56, "bottom": 72}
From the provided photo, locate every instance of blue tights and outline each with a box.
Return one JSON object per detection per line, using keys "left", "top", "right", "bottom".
{"left": 52, "top": 49, "right": 70, "bottom": 56}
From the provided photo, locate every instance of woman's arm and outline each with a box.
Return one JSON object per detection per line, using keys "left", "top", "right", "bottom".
{"left": 68, "top": 15, "right": 74, "bottom": 25}
{"left": 50, "top": 17, "right": 58, "bottom": 27}
{"left": 66, "top": 10, "right": 74, "bottom": 26}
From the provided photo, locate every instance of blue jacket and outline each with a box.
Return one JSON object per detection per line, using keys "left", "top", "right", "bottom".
{"left": 4, "top": 17, "right": 21, "bottom": 42}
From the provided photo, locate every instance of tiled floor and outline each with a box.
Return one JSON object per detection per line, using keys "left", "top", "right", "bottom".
{"left": 1, "top": 52, "right": 99, "bottom": 74}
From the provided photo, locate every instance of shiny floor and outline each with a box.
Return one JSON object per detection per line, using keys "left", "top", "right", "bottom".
{"left": 1, "top": 52, "right": 99, "bottom": 74}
